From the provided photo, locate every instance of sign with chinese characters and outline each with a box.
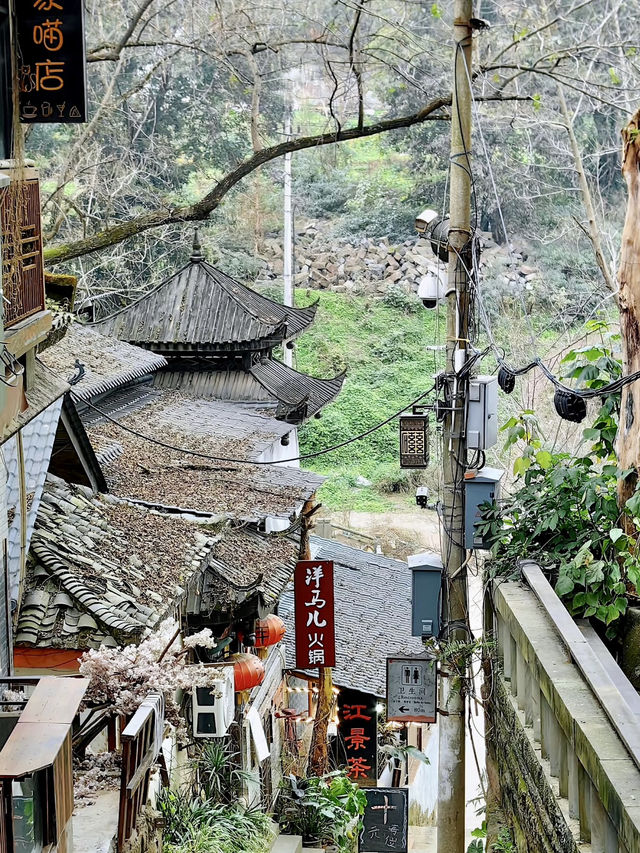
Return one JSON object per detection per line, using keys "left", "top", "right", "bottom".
{"left": 16, "top": 0, "right": 87, "bottom": 123}
{"left": 294, "top": 560, "right": 335, "bottom": 669}
{"left": 387, "top": 656, "right": 437, "bottom": 724}
{"left": 337, "top": 688, "right": 377, "bottom": 788}
{"left": 359, "top": 788, "right": 408, "bottom": 852}
{"left": 399, "top": 415, "right": 429, "bottom": 469}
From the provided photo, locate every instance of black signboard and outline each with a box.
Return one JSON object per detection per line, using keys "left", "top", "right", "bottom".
{"left": 337, "top": 688, "right": 378, "bottom": 788}
{"left": 16, "top": 0, "right": 87, "bottom": 123}
{"left": 359, "top": 788, "right": 408, "bottom": 853}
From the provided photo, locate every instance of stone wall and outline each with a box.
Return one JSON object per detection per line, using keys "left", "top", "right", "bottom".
{"left": 486, "top": 674, "right": 578, "bottom": 853}
{"left": 256, "top": 222, "right": 540, "bottom": 302}
{"left": 121, "top": 804, "right": 163, "bottom": 853}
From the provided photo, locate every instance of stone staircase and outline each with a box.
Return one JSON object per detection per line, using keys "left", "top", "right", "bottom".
{"left": 269, "top": 833, "right": 323, "bottom": 853}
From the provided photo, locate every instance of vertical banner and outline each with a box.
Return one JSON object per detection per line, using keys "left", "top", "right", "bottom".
{"left": 337, "top": 688, "right": 377, "bottom": 787}
{"left": 359, "top": 788, "right": 408, "bottom": 852}
{"left": 294, "top": 560, "right": 335, "bottom": 669}
{"left": 16, "top": 0, "right": 88, "bottom": 123}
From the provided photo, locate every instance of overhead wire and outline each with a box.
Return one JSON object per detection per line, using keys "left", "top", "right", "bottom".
{"left": 72, "top": 385, "right": 436, "bottom": 466}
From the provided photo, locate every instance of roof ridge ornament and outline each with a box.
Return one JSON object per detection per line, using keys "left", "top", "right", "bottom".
{"left": 190, "top": 228, "right": 204, "bottom": 263}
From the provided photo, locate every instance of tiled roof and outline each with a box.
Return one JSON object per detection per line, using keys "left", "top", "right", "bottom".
{"left": 5, "top": 397, "right": 64, "bottom": 604}
{"left": 15, "top": 477, "right": 222, "bottom": 650}
{"left": 250, "top": 359, "right": 345, "bottom": 423}
{"left": 84, "top": 387, "right": 323, "bottom": 521}
{"left": 89, "top": 259, "right": 317, "bottom": 354}
{"left": 189, "top": 525, "right": 299, "bottom": 617}
{"left": 280, "top": 536, "right": 425, "bottom": 697}
{"left": 38, "top": 323, "right": 168, "bottom": 401}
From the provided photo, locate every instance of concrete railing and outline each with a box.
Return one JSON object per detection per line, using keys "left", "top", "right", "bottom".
{"left": 488, "top": 562, "right": 640, "bottom": 853}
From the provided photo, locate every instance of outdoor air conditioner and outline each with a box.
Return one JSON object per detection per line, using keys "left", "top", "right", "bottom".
{"left": 192, "top": 665, "right": 235, "bottom": 738}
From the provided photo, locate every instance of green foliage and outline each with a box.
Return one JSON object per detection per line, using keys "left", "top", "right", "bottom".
{"left": 479, "top": 322, "right": 640, "bottom": 637}
{"left": 157, "top": 789, "right": 274, "bottom": 853}
{"left": 193, "top": 742, "right": 254, "bottom": 805}
{"left": 277, "top": 771, "right": 366, "bottom": 852}
{"left": 295, "top": 290, "right": 442, "bottom": 510}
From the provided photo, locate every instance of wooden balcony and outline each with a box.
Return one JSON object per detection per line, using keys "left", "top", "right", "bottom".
{"left": 0, "top": 169, "right": 47, "bottom": 330}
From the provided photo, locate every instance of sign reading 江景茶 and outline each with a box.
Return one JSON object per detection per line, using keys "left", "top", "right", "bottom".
{"left": 337, "top": 688, "right": 377, "bottom": 788}
{"left": 294, "top": 560, "right": 335, "bottom": 669}
{"left": 16, "top": 0, "right": 87, "bottom": 123}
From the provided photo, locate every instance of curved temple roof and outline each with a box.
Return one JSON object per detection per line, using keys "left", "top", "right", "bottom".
{"left": 250, "top": 358, "right": 346, "bottom": 423}
{"left": 90, "top": 258, "right": 318, "bottom": 355}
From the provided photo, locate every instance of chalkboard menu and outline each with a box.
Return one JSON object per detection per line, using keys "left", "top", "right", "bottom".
{"left": 359, "top": 788, "right": 408, "bottom": 853}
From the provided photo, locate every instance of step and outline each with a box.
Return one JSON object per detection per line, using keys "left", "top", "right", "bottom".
{"left": 270, "top": 834, "right": 303, "bottom": 853}
{"left": 302, "top": 848, "right": 324, "bottom": 852}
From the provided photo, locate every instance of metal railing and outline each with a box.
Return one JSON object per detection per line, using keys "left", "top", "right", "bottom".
{"left": 490, "top": 562, "right": 640, "bottom": 852}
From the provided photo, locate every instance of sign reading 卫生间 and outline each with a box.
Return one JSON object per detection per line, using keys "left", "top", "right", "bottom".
{"left": 359, "top": 788, "right": 408, "bottom": 852}
{"left": 337, "top": 688, "right": 377, "bottom": 788}
{"left": 294, "top": 560, "right": 335, "bottom": 669}
{"left": 386, "top": 656, "right": 437, "bottom": 724}
{"left": 16, "top": 0, "right": 87, "bottom": 123}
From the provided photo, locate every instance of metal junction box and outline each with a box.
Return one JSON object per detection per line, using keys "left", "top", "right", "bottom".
{"left": 464, "top": 467, "right": 504, "bottom": 549}
{"left": 467, "top": 375, "right": 498, "bottom": 450}
{"left": 408, "top": 551, "right": 443, "bottom": 638}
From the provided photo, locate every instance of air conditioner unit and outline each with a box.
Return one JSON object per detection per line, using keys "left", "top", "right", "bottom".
{"left": 192, "top": 665, "right": 235, "bottom": 738}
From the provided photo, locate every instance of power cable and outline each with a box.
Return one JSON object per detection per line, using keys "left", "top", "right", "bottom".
{"left": 72, "top": 385, "right": 436, "bottom": 466}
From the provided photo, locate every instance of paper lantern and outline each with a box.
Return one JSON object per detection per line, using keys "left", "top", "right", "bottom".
{"left": 255, "top": 614, "right": 286, "bottom": 648}
{"left": 231, "top": 653, "right": 265, "bottom": 692}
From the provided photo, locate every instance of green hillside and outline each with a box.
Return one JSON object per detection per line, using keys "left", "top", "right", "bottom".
{"left": 293, "top": 288, "right": 443, "bottom": 511}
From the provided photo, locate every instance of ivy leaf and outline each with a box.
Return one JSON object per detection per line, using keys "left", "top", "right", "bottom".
{"left": 626, "top": 492, "right": 640, "bottom": 517}
{"left": 555, "top": 575, "right": 574, "bottom": 596}
{"left": 610, "top": 528, "right": 625, "bottom": 543}
{"left": 532, "top": 93, "right": 542, "bottom": 112}
{"left": 513, "top": 456, "right": 531, "bottom": 477}
{"left": 431, "top": 3, "right": 442, "bottom": 17}
{"left": 535, "top": 450, "right": 553, "bottom": 470}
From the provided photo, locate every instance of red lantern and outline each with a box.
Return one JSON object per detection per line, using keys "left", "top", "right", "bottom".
{"left": 231, "top": 653, "right": 265, "bottom": 692}
{"left": 255, "top": 614, "right": 286, "bottom": 648}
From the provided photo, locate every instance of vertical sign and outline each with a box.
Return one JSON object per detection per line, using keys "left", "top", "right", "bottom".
{"left": 16, "top": 0, "right": 88, "bottom": 123}
{"left": 294, "top": 560, "right": 335, "bottom": 669}
{"left": 359, "top": 788, "right": 408, "bottom": 853}
{"left": 337, "top": 688, "right": 377, "bottom": 788}
{"left": 386, "top": 657, "right": 437, "bottom": 724}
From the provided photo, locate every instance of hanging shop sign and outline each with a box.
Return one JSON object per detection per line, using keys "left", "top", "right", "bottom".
{"left": 294, "top": 560, "right": 335, "bottom": 669}
{"left": 399, "top": 415, "right": 429, "bottom": 469}
{"left": 386, "top": 656, "right": 437, "bottom": 724}
{"left": 337, "top": 688, "right": 377, "bottom": 788}
{"left": 16, "top": 0, "right": 87, "bottom": 123}
{"left": 359, "top": 788, "right": 408, "bottom": 853}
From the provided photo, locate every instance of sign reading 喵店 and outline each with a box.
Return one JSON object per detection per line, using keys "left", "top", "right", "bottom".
{"left": 294, "top": 560, "right": 336, "bottom": 669}
{"left": 16, "top": 0, "right": 88, "bottom": 123}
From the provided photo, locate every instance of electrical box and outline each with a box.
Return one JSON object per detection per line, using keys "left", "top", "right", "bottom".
{"left": 192, "top": 665, "right": 235, "bottom": 738}
{"left": 464, "top": 467, "right": 504, "bottom": 549}
{"left": 466, "top": 375, "right": 498, "bottom": 450}
{"left": 408, "top": 552, "right": 443, "bottom": 638}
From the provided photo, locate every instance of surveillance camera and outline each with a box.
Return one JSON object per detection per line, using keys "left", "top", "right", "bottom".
{"left": 415, "top": 486, "right": 430, "bottom": 508}
{"left": 418, "top": 271, "right": 445, "bottom": 309}
{"left": 415, "top": 208, "right": 439, "bottom": 235}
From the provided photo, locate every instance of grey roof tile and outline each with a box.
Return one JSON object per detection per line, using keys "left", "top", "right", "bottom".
{"left": 280, "top": 536, "right": 426, "bottom": 698}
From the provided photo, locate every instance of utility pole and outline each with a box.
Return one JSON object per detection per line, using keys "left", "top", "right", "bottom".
{"left": 283, "top": 110, "right": 294, "bottom": 367}
{"left": 438, "top": 3, "right": 473, "bottom": 852}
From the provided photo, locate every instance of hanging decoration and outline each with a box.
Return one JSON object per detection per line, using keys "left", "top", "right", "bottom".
{"left": 254, "top": 614, "right": 286, "bottom": 648}
{"left": 231, "top": 653, "right": 265, "bottom": 692}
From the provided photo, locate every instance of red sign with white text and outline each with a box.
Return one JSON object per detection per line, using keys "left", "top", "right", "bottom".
{"left": 294, "top": 560, "right": 336, "bottom": 669}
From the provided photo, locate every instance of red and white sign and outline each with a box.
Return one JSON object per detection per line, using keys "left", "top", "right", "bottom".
{"left": 294, "top": 560, "right": 336, "bottom": 669}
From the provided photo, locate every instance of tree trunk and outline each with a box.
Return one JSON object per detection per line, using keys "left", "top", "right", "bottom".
{"left": 617, "top": 109, "right": 640, "bottom": 522}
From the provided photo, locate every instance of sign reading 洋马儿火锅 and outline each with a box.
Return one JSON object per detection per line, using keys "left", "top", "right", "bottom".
{"left": 386, "top": 656, "right": 437, "bottom": 724}
{"left": 359, "top": 788, "right": 408, "bottom": 853}
{"left": 337, "top": 688, "right": 377, "bottom": 788}
{"left": 16, "top": 0, "right": 87, "bottom": 123}
{"left": 294, "top": 560, "right": 335, "bottom": 669}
